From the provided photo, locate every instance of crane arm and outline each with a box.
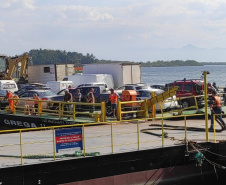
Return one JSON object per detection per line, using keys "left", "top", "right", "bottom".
{"left": 7, "top": 53, "right": 29, "bottom": 79}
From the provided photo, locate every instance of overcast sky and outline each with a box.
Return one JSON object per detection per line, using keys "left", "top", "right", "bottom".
{"left": 1, "top": 0, "right": 226, "bottom": 62}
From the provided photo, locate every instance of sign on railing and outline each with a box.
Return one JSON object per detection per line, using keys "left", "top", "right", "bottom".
{"left": 55, "top": 127, "right": 83, "bottom": 153}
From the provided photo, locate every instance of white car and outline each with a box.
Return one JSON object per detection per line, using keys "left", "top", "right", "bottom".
{"left": 136, "top": 89, "right": 178, "bottom": 111}
{"left": 115, "top": 84, "right": 159, "bottom": 94}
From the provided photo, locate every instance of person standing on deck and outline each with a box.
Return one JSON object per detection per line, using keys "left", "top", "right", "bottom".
{"left": 64, "top": 89, "right": 72, "bottom": 119}
{"left": 87, "top": 88, "right": 95, "bottom": 113}
{"left": 33, "top": 93, "right": 39, "bottom": 115}
{"left": 75, "top": 89, "right": 82, "bottom": 112}
{"left": 109, "top": 89, "right": 120, "bottom": 118}
{"left": 209, "top": 91, "right": 226, "bottom": 130}
{"left": 5, "top": 90, "right": 13, "bottom": 113}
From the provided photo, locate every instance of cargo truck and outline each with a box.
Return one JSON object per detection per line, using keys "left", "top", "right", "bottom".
{"left": 82, "top": 63, "right": 141, "bottom": 88}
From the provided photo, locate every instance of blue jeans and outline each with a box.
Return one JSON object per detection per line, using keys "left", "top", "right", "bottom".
{"left": 111, "top": 103, "right": 117, "bottom": 110}
{"left": 211, "top": 107, "right": 225, "bottom": 128}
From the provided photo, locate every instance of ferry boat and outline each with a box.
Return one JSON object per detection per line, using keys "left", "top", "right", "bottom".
{"left": 1, "top": 118, "right": 226, "bottom": 185}
{"left": 1, "top": 84, "right": 226, "bottom": 184}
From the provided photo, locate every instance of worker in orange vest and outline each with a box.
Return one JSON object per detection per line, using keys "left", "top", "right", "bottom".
{"left": 5, "top": 90, "right": 13, "bottom": 113}
{"left": 109, "top": 89, "right": 120, "bottom": 118}
{"left": 209, "top": 90, "right": 225, "bottom": 130}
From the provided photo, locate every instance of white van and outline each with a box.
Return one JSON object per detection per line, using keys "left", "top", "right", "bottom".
{"left": 63, "top": 74, "right": 114, "bottom": 89}
{"left": 46, "top": 81, "right": 73, "bottom": 93}
{"left": 0, "top": 80, "right": 18, "bottom": 93}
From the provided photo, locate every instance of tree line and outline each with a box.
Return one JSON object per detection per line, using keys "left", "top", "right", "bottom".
{"left": 28, "top": 49, "right": 204, "bottom": 67}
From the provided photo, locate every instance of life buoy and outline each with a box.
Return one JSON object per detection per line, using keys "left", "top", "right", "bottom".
{"left": 13, "top": 95, "right": 19, "bottom": 105}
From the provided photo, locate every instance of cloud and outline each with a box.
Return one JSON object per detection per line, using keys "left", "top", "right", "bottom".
{"left": 0, "top": 22, "right": 5, "bottom": 33}
{"left": 1, "top": 0, "right": 226, "bottom": 61}
{"left": 0, "top": 0, "right": 35, "bottom": 10}
{"left": 51, "top": 5, "right": 114, "bottom": 24}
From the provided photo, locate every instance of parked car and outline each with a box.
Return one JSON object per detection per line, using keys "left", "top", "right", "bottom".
{"left": 0, "top": 80, "right": 18, "bottom": 93}
{"left": 18, "top": 90, "right": 58, "bottom": 109}
{"left": 77, "top": 83, "right": 109, "bottom": 90}
{"left": 115, "top": 84, "right": 159, "bottom": 94}
{"left": 136, "top": 89, "right": 178, "bottom": 111}
{"left": 150, "top": 84, "right": 165, "bottom": 90}
{"left": 166, "top": 79, "right": 205, "bottom": 108}
{"left": 15, "top": 85, "right": 50, "bottom": 96}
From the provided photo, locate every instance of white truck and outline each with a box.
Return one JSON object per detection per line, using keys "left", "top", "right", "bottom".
{"left": 0, "top": 80, "right": 18, "bottom": 93}
{"left": 82, "top": 63, "right": 141, "bottom": 88}
{"left": 46, "top": 81, "right": 73, "bottom": 93}
{"left": 28, "top": 64, "right": 75, "bottom": 84}
{"left": 63, "top": 74, "right": 114, "bottom": 89}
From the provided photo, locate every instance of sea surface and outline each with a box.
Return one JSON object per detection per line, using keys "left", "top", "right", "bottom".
{"left": 141, "top": 65, "right": 226, "bottom": 88}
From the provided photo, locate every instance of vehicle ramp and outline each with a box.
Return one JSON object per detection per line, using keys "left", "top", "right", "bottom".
{"left": 138, "top": 86, "right": 178, "bottom": 118}
{"left": 147, "top": 86, "right": 178, "bottom": 109}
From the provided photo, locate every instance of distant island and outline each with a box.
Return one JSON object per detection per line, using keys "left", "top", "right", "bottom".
{"left": 26, "top": 49, "right": 226, "bottom": 67}
{"left": 140, "top": 60, "right": 203, "bottom": 67}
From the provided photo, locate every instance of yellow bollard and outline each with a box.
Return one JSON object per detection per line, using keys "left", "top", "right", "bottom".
{"left": 117, "top": 101, "right": 122, "bottom": 121}
{"left": 101, "top": 101, "right": 106, "bottom": 122}
{"left": 38, "top": 98, "right": 42, "bottom": 117}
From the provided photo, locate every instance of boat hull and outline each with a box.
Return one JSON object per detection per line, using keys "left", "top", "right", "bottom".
{"left": 0, "top": 113, "right": 77, "bottom": 130}
{"left": 1, "top": 142, "right": 225, "bottom": 185}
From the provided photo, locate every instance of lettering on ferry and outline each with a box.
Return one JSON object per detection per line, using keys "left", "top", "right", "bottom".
{"left": 4, "top": 119, "right": 37, "bottom": 128}
{"left": 42, "top": 119, "right": 65, "bottom": 124}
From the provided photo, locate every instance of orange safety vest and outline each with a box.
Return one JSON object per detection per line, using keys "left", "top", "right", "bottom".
{"left": 6, "top": 92, "right": 13, "bottom": 111}
{"left": 212, "top": 96, "right": 221, "bottom": 107}
{"left": 110, "top": 93, "right": 118, "bottom": 104}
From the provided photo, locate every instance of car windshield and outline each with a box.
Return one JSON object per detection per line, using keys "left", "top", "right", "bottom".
{"left": 138, "top": 91, "right": 150, "bottom": 97}
{"left": 136, "top": 86, "right": 149, "bottom": 90}
{"left": 125, "top": 86, "right": 134, "bottom": 90}
{"left": 57, "top": 89, "right": 66, "bottom": 95}
{"left": 40, "top": 91, "right": 56, "bottom": 96}
{"left": 2, "top": 84, "right": 16, "bottom": 89}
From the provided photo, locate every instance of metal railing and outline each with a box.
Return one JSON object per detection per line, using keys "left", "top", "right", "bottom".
{"left": 4, "top": 94, "right": 220, "bottom": 123}
{"left": 6, "top": 98, "right": 106, "bottom": 122}
{"left": 1, "top": 112, "right": 224, "bottom": 167}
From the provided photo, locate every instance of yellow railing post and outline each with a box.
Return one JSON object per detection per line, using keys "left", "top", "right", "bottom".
{"left": 144, "top": 99, "right": 149, "bottom": 118}
{"left": 73, "top": 103, "right": 76, "bottom": 120}
{"left": 137, "top": 120, "right": 140, "bottom": 150}
{"left": 38, "top": 98, "right": 41, "bottom": 117}
{"left": 203, "top": 71, "right": 209, "bottom": 142}
{"left": 161, "top": 117, "right": 164, "bottom": 147}
{"left": 20, "top": 130, "right": 23, "bottom": 165}
{"left": 59, "top": 103, "right": 61, "bottom": 119}
{"left": 62, "top": 103, "right": 64, "bottom": 118}
{"left": 52, "top": 127, "right": 56, "bottom": 161}
{"left": 13, "top": 103, "right": 16, "bottom": 114}
{"left": 82, "top": 125, "right": 86, "bottom": 157}
{"left": 111, "top": 122, "right": 114, "bottom": 153}
{"left": 193, "top": 96, "right": 198, "bottom": 110}
{"left": 213, "top": 114, "right": 216, "bottom": 143}
{"left": 152, "top": 92, "right": 156, "bottom": 118}
{"left": 117, "top": 101, "right": 122, "bottom": 121}
{"left": 184, "top": 116, "right": 187, "bottom": 141}
{"left": 101, "top": 101, "right": 106, "bottom": 122}
{"left": 160, "top": 102, "right": 163, "bottom": 117}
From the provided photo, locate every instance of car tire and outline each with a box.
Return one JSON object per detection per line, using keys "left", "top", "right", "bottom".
{"left": 106, "top": 105, "right": 112, "bottom": 116}
{"left": 181, "top": 100, "right": 189, "bottom": 108}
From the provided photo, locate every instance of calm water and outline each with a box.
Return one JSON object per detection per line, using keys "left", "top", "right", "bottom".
{"left": 141, "top": 65, "right": 226, "bottom": 88}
